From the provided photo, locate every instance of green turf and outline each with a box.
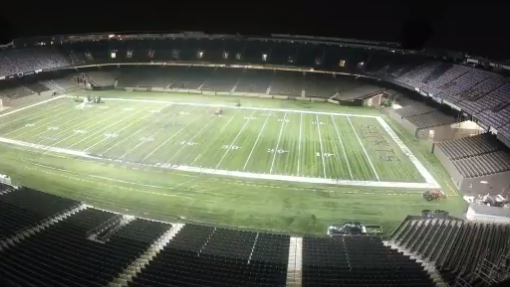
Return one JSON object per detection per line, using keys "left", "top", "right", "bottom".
{"left": 0, "top": 91, "right": 468, "bottom": 236}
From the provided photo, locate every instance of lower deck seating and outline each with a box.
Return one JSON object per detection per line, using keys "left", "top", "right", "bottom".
{"left": 390, "top": 217, "right": 510, "bottom": 286}
{"left": 131, "top": 225, "right": 289, "bottom": 287}
{"left": 303, "top": 236, "right": 434, "bottom": 287}
{"left": 0, "top": 208, "right": 170, "bottom": 287}
{"left": 0, "top": 188, "right": 79, "bottom": 238}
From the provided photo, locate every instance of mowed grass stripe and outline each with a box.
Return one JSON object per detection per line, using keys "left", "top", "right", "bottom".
{"left": 241, "top": 111, "right": 281, "bottom": 173}
{"left": 5, "top": 102, "right": 78, "bottom": 139}
{"left": 215, "top": 110, "right": 259, "bottom": 171}
{"left": 167, "top": 110, "right": 231, "bottom": 166}
{"left": 349, "top": 117, "right": 424, "bottom": 182}
{"left": 333, "top": 116, "right": 375, "bottom": 181}
{"left": 0, "top": 99, "right": 69, "bottom": 133}
{"left": 202, "top": 110, "right": 253, "bottom": 169}
{"left": 63, "top": 103, "right": 160, "bottom": 150}
{"left": 19, "top": 102, "right": 131, "bottom": 146}
{"left": 138, "top": 105, "right": 206, "bottom": 164}
{"left": 109, "top": 105, "right": 200, "bottom": 161}
{"left": 188, "top": 108, "right": 242, "bottom": 168}
{"left": 319, "top": 114, "right": 351, "bottom": 180}
{"left": 271, "top": 112, "right": 301, "bottom": 176}
{"left": 88, "top": 104, "right": 184, "bottom": 156}
{"left": 41, "top": 103, "right": 137, "bottom": 149}
{"left": 302, "top": 113, "right": 324, "bottom": 178}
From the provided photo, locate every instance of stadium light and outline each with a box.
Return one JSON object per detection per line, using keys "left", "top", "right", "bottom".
{"left": 262, "top": 54, "right": 267, "bottom": 62}
{"left": 197, "top": 51, "right": 204, "bottom": 59}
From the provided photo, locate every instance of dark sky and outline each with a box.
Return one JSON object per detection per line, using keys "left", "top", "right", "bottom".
{"left": 0, "top": 2, "right": 508, "bottom": 59}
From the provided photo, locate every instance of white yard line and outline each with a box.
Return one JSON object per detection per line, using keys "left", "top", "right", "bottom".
{"left": 165, "top": 114, "right": 219, "bottom": 164}
{"left": 331, "top": 115, "right": 353, "bottom": 179}
{"left": 40, "top": 108, "right": 125, "bottom": 151}
{"left": 375, "top": 117, "right": 438, "bottom": 186}
{"left": 0, "top": 136, "right": 440, "bottom": 189}
{"left": 0, "top": 101, "right": 68, "bottom": 130}
{"left": 140, "top": 106, "right": 201, "bottom": 161}
{"left": 215, "top": 110, "right": 256, "bottom": 169}
{"left": 66, "top": 105, "right": 155, "bottom": 149}
{"left": 315, "top": 114, "right": 327, "bottom": 178}
{"left": 4, "top": 104, "right": 73, "bottom": 137}
{"left": 84, "top": 108, "right": 161, "bottom": 152}
{"left": 346, "top": 116, "right": 380, "bottom": 181}
{"left": 104, "top": 97, "right": 378, "bottom": 118}
{"left": 189, "top": 109, "right": 242, "bottom": 166}
{"left": 0, "top": 95, "right": 66, "bottom": 119}
{"left": 242, "top": 111, "right": 271, "bottom": 171}
{"left": 297, "top": 112, "right": 303, "bottom": 176}
{"left": 121, "top": 105, "right": 201, "bottom": 160}
{"left": 34, "top": 106, "right": 118, "bottom": 145}
{"left": 269, "top": 113, "right": 287, "bottom": 174}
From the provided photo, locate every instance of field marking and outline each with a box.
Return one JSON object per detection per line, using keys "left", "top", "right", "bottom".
{"left": 346, "top": 116, "right": 380, "bottom": 181}
{"left": 269, "top": 112, "right": 287, "bottom": 174}
{"left": 331, "top": 115, "right": 353, "bottom": 179}
{"left": 243, "top": 111, "right": 272, "bottom": 171}
{"left": 375, "top": 117, "right": 438, "bottom": 187}
{"left": 0, "top": 101, "right": 68, "bottom": 130}
{"left": 84, "top": 106, "right": 159, "bottom": 151}
{"left": 297, "top": 112, "right": 303, "bottom": 176}
{"left": 315, "top": 114, "right": 327, "bottom": 178}
{"left": 34, "top": 104, "right": 120, "bottom": 145}
{"left": 40, "top": 106, "right": 126, "bottom": 152}
{"left": 4, "top": 103, "right": 73, "bottom": 137}
{"left": 66, "top": 104, "right": 155, "bottom": 149}
{"left": 216, "top": 110, "right": 256, "bottom": 168}
{"left": 166, "top": 113, "right": 219, "bottom": 164}
{"left": 140, "top": 106, "right": 201, "bottom": 161}
{"left": 101, "top": 97, "right": 378, "bottom": 118}
{"left": 0, "top": 95, "right": 66, "bottom": 119}
{"left": 0, "top": 135, "right": 440, "bottom": 189}
{"left": 189, "top": 109, "right": 242, "bottom": 166}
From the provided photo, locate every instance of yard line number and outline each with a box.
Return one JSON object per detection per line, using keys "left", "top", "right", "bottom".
{"left": 316, "top": 152, "right": 335, "bottom": 157}
{"left": 268, "top": 149, "right": 289, "bottom": 154}
{"left": 222, "top": 145, "right": 242, "bottom": 150}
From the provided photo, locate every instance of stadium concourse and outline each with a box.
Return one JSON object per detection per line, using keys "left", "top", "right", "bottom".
{"left": 1, "top": 32, "right": 510, "bottom": 287}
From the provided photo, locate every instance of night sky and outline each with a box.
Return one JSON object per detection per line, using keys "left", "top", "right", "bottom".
{"left": 0, "top": 2, "right": 508, "bottom": 60}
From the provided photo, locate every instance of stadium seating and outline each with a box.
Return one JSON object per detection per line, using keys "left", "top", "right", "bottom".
{"left": 0, "top": 187, "right": 79, "bottom": 239}
{"left": 435, "top": 133, "right": 501, "bottom": 160}
{"left": 131, "top": 225, "right": 290, "bottom": 287}
{"left": 0, "top": 208, "right": 170, "bottom": 287}
{"left": 404, "top": 111, "right": 456, "bottom": 129}
{"left": 269, "top": 70, "right": 304, "bottom": 96}
{"left": 302, "top": 235, "right": 435, "bottom": 287}
{"left": 235, "top": 69, "right": 273, "bottom": 94}
{"left": 390, "top": 217, "right": 510, "bottom": 286}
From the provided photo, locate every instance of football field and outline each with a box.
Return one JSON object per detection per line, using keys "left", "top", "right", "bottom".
{"left": 0, "top": 95, "right": 437, "bottom": 189}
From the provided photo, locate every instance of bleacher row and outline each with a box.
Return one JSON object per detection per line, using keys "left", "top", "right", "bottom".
{"left": 390, "top": 217, "right": 510, "bottom": 286}
{"left": 393, "top": 101, "right": 456, "bottom": 129}
{"left": 435, "top": 134, "right": 510, "bottom": 178}
{"left": 2, "top": 42, "right": 510, "bottom": 138}
{"left": 112, "top": 66, "right": 381, "bottom": 99}
{"left": 0, "top": 185, "right": 444, "bottom": 287}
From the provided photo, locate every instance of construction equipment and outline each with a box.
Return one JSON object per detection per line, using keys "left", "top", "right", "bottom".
{"left": 423, "top": 190, "right": 446, "bottom": 201}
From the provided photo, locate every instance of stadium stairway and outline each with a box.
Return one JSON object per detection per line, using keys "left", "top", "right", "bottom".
{"left": 383, "top": 240, "right": 448, "bottom": 287}
{"left": 0, "top": 203, "right": 86, "bottom": 251}
{"left": 109, "top": 223, "right": 184, "bottom": 287}
{"left": 287, "top": 236, "right": 303, "bottom": 287}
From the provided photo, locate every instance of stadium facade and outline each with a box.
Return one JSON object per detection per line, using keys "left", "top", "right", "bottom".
{"left": 1, "top": 31, "right": 510, "bottom": 287}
